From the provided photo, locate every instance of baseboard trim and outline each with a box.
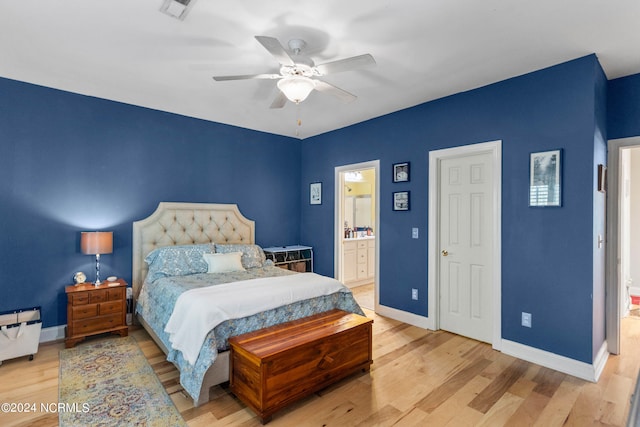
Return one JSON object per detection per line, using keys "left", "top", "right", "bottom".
{"left": 375, "top": 304, "right": 431, "bottom": 330}
{"left": 501, "top": 338, "right": 608, "bottom": 382}
{"left": 40, "top": 325, "right": 66, "bottom": 343}
{"left": 592, "top": 340, "right": 609, "bottom": 382}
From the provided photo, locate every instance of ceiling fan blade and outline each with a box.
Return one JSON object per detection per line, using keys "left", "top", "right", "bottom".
{"left": 315, "top": 54, "right": 376, "bottom": 75}
{"left": 314, "top": 80, "right": 357, "bottom": 103}
{"left": 255, "top": 36, "right": 296, "bottom": 66}
{"left": 269, "top": 92, "right": 288, "bottom": 109}
{"left": 212, "top": 73, "right": 281, "bottom": 81}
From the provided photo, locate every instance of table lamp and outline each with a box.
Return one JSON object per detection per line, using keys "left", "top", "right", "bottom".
{"left": 81, "top": 231, "right": 113, "bottom": 286}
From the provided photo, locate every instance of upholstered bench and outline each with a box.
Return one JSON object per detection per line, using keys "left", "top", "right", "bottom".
{"left": 228, "top": 309, "right": 373, "bottom": 424}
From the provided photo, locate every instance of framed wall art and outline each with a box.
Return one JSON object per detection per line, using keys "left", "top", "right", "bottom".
{"left": 393, "top": 162, "right": 410, "bottom": 182}
{"left": 393, "top": 191, "right": 410, "bottom": 211}
{"left": 310, "top": 182, "right": 322, "bottom": 205}
{"left": 597, "top": 164, "right": 607, "bottom": 193}
{"left": 529, "top": 149, "right": 561, "bottom": 207}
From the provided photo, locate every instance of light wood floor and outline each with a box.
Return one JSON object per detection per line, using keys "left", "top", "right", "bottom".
{"left": 2, "top": 310, "right": 640, "bottom": 426}
{"left": 351, "top": 282, "right": 375, "bottom": 310}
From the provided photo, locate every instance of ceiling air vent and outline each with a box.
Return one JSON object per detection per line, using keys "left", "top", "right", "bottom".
{"left": 159, "top": 0, "right": 196, "bottom": 20}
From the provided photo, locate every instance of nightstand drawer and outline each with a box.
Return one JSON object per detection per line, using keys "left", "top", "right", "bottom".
{"left": 72, "top": 304, "right": 98, "bottom": 320}
{"left": 71, "top": 294, "right": 90, "bottom": 306}
{"left": 100, "top": 301, "right": 123, "bottom": 315}
{"left": 73, "top": 314, "right": 122, "bottom": 335}
{"left": 107, "top": 288, "right": 124, "bottom": 301}
{"left": 88, "top": 290, "right": 107, "bottom": 303}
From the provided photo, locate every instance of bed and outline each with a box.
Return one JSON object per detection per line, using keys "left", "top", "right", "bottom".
{"left": 132, "top": 202, "right": 364, "bottom": 406}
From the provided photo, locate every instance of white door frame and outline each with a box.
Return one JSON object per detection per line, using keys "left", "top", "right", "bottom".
{"left": 606, "top": 136, "right": 640, "bottom": 354}
{"left": 428, "top": 140, "right": 502, "bottom": 350}
{"left": 335, "top": 160, "right": 380, "bottom": 309}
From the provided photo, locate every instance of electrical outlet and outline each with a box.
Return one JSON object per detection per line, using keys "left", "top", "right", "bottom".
{"left": 412, "top": 227, "right": 419, "bottom": 239}
{"left": 411, "top": 288, "right": 418, "bottom": 300}
{"left": 521, "top": 312, "right": 532, "bottom": 328}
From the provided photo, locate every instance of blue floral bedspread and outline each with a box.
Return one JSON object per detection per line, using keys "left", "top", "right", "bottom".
{"left": 135, "top": 266, "right": 364, "bottom": 404}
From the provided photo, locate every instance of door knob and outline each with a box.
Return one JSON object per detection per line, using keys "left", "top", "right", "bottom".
{"left": 442, "top": 250, "right": 448, "bottom": 257}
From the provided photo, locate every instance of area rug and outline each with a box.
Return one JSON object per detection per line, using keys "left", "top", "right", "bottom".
{"left": 59, "top": 336, "right": 186, "bottom": 427}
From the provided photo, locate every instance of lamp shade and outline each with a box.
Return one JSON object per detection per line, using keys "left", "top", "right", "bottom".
{"left": 81, "top": 231, "right": 113, "bottom": 255}
{"left": 277, "top": 76, "right": 316, "bottom": 103}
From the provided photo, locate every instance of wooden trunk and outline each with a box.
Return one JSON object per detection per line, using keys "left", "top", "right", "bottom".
{"left": 228, "top": 309, "right": 373, "bottom": 424}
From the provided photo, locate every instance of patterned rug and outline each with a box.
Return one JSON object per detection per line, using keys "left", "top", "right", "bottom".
{"left": 59, "top": 336, "right": 186, "bottom": 427}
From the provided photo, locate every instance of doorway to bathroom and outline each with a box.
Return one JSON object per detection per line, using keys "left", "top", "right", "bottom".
{"left": 606, "top": 136, "right": 640, "bottom": 355}
{"left": 335, "top": 160, "right": 379, "bottom": 311}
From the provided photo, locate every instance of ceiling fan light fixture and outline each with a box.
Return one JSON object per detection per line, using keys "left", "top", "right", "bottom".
{"left": 277, "top": 76, "right": 316, "bottom": 103}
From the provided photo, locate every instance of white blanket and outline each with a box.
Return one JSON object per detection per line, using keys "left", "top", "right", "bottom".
{"left": 164, "top": 273, "right": 348, "bottom": 365}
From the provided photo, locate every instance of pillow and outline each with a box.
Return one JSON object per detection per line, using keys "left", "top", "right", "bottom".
{"left": 215, "top": 244, "right": 266, "bottom": 269}
{"left": 145, "top": 244, "right": 215, "bottom": 282}
{"left": 203, "top": 252, "right": 246, "bottom": 273}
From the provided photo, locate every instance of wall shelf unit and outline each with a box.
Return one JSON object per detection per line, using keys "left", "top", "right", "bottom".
{"left": 263, "top": 245, "right": 313, "bottom": 272}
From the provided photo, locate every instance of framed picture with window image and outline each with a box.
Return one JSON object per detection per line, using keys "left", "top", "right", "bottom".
{"left": 529, "top": 149, "right": 561, "bottom": 207}
{"left": 393, "top": 162, "right": 410, "bottom": 182}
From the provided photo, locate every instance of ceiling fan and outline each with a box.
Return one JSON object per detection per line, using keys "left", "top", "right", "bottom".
{"left": 212, "top": 36, "right": 376, "bottom": 108}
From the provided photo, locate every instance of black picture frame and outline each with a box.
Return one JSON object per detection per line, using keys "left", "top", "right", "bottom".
{"left": 310, "top": 182, "right": 322, "bottom": 205}
{"left": 597, "top": 164, "right": 607, "bottom": 193}
{"left": 393, "top": 191, "right": 410, "bottom": 211}
{"left": 529, "top": 149, "right": 562, "bottom": 207}
{"left": 393, "top": 162, "right": 410, "bottom": 182}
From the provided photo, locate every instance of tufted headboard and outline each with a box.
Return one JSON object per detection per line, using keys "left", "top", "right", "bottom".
{"left": 132, "top": 202, "right": 255, "bottom": 300}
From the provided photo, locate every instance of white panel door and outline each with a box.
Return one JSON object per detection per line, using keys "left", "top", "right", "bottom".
{"left": 439, "top": 152, "right": 493, "bottom": 343}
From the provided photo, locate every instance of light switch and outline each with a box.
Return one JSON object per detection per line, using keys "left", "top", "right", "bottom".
{"left": 412, "top": 228, "right": 419, "bottom": 239}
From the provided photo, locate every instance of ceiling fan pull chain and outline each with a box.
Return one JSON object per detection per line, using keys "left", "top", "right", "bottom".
{"left": 295, "top": 102, "right": 302, "bottom": 138}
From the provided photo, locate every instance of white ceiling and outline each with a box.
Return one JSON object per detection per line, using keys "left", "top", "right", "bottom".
{"left": 1, "top": 1, "right": 639, "bottom": 139}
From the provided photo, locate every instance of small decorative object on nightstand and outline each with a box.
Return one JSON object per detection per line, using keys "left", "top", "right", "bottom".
{"left": 73, "top": 271, "right": 86, "bottom": 285}
{"left": 263, "top": 245, "right": 313, "bottom": 272}
{"left": 65, "top": 278, "right": 128, "bottom": 348}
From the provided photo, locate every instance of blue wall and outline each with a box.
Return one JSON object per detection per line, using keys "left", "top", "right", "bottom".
{"left": 300, "top": 55, "right": 604, "bottom": 363}
{"left": 2, "top": 55, "right": 632, "bottom": 366}
{"left": 0, "top": 78, "right": 300, "bottom": 328}
{"left": 608, "top": 73, "right": 640, "bottom": 139}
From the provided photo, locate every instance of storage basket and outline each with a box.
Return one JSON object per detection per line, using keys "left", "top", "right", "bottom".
{"left": 291, "top": 261, "right": 307, "bottom": 272}
{"left": 0, "top": 306, "right": 42, "bottom": 365}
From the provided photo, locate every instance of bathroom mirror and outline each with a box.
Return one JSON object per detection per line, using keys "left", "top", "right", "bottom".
{"left": 344, "top": 195, "right": 372, "bottom": 231}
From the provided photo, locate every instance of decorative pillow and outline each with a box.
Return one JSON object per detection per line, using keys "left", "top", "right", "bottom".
{"left": 215, "top": 244, "right": 266, "bottom": 269}
{"left": 145, "top": 244, "right": 215, "bottom": 282}
{"left": 203, "top": 252, "right": 246, "bottom": 273}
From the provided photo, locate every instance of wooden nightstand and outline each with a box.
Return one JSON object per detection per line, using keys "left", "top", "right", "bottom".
{"left": 65, "top": 279, "right": 128, "bottom": 348}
